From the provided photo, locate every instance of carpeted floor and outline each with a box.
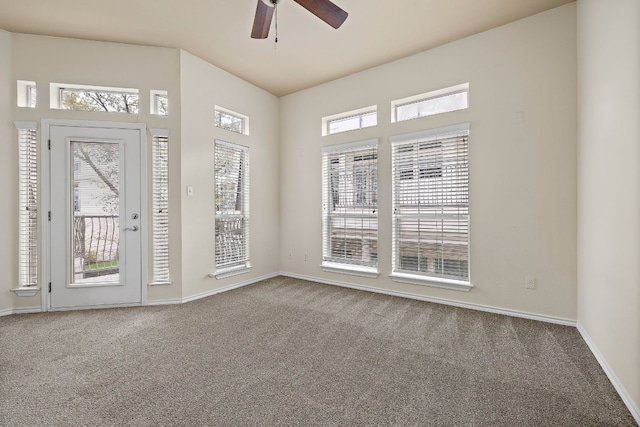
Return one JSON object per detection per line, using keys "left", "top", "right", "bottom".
{"left": 0, "top": 276, "right": 636, "bottom": 426}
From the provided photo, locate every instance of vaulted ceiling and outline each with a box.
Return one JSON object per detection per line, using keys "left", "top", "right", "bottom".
{"left": 0, "top": 0, "right": 573, "bottom": 96}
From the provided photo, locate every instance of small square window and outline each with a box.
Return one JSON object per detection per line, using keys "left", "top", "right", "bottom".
{"left": 17, "top": 80, "right": 37, "bottom": 108}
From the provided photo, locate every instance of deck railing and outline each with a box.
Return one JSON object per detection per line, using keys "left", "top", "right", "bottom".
{"left": 73, "top": 214, "right": 120, "bottom": 280}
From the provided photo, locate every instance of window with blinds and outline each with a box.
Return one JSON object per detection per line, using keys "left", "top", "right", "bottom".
{"left": 16, "top": 122, "right": 38, "bottom": 288}
{"left": 150, "top": 129, "right": 170, "bottom": 284}
{"left": 391, "top": 124, "right": 470, "bottom": 289}
{"left": 321, "top": 139, "right": 378, "bottom": 276}
{"left": 214, "top": 140, "right": 250, "bottom": 276}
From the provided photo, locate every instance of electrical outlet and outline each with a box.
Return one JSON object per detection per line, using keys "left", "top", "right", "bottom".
{"left": 304, "top": 253, "right": 308, "bottom": 261}
{"left": 526, "top": 276, "right": 536, "bottom": 290}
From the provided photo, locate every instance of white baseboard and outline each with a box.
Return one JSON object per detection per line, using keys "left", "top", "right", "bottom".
{"left": 148, "top": 272, "right": 279, "bottom": 306}
{"left": 577, "top": 322, "right": 640, "bottom": 425}
{"left": 0, "top": 307, "right": 42, "bottom": 317}
{"left": 279, "top": 271, "right": 577, "bottom": 327}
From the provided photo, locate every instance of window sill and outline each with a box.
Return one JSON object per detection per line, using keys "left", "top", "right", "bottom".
{"left": 148, "top": 281, "right": 173, "bottom": 287}
{"left": 11, "top": 286, "right": 40, "bottom": 297}
{"left": 390, "top": 272, "right": 472, "bottom": 292}
{"left": 211, "top": 264, "right": 251, "bottom": 280}
{"left": 322, "top": 262, "right": 379, "bottom": 279}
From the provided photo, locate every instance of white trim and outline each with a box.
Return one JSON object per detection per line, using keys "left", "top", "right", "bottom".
{"left": 11, "top": 287, "right": 40, "bottom": 297}
{"left": 321, "top": 138, "right": 379, "bottom": 153}
{"left": 390, "top": 122, "right": 470, "bottom": 145}
{"left": 279, "top": 271, "right": 576, "bottom": 326}
{"left": 14, "top": 121, "right": 37, "bottom": 131}
{"left": 0, "top": 307, "right": 42, "bottom": 317}
{"left": 321, "top": 262, "right": 379, "bottom": 278}
{"left": 148, "top": 272, "right": 279, "bottom": 306}
{"left": 148, "top": 281, "right": 173, "bottom": 287}
{"left": 577, "top": 322, "right": 640, "bottom": 424}
{"left": 48, "top": 303, "right": 143, "bottom": 312}
{"left": 214, "top": 139, "right": 249, "bottom": 152}
{"left": 390, "top": 272, "right": 472, "bottom": 292}
{"left": 212, "top": 264, "right": 252, "bottom": 280}
{"left": 150, "top": 128, "right": 169, "bottom": 137}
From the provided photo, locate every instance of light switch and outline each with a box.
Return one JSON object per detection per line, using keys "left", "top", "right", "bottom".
{"left": 187, "top": 186, "right": 194, "bottom": 196}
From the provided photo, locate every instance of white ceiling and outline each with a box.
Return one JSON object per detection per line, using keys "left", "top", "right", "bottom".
{"left": 0, "top": 0, "right": 573, "bottom": 96}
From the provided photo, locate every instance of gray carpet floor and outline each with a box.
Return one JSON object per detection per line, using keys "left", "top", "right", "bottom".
{"left": 0, "top": 276, "right": 636, "bottom": 426}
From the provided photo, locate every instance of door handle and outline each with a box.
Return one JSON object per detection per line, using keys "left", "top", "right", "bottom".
{"left": 124, "top": 226, "right": 139, "bottom": 232}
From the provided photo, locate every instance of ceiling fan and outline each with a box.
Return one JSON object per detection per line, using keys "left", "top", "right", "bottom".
{"left": 251, "top": 0, "right": 348, "bottom": 39}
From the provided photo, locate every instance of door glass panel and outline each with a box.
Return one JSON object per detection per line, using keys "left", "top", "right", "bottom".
{"left": 71, "top": 141, "right": 120, "bottom": 284}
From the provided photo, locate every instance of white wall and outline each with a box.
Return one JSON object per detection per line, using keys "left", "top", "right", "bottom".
{"left": 179, "top": 51, "right": 280, "bottom": 299}
{"left": 280, "top": 4, "right": 577, "bottom": 320}
{"left": 577, "top": 0, "right": 640, "bottom": 418}
{"left": 0, "top": 29, "right": 15, "bottom": 313}
{"left": 10, "top": 34, "right": 183, "bottom": 307}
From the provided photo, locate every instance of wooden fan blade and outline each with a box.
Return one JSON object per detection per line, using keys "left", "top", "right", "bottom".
{"left": 294, "top": 0, "right": 348, "bottom": 29}
{"left": 251, "top": 0, "right": 274, "bottom": 39}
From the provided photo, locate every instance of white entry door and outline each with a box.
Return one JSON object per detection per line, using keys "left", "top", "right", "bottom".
{"left": 49, "top": 124, "right": 143, "bottom": 309}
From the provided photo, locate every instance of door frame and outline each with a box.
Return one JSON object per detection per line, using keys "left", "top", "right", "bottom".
{"left": 41, "top": 119, "right": 149, "bottom": 311}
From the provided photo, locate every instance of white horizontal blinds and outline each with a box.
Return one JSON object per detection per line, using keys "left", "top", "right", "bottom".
{"left": 151, "top": 130, "right": 170, "bottom": 282}
{"left": 215, "top": 141, "right": 250, "bottom": 269}
{"left": 16, "top": 123, "right": 38, "bottom": 287}
{"left": 392, "top": 124, "right": 469, "bottom": 281}
{"left": 322, "top": 140, "right": 378, "bottom": 268}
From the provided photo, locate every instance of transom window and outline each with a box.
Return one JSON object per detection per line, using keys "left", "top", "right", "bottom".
{"left": 321, "top": 139, "right": 378, "bottom": 277}
{"left": 214, "top": 106, "right": 249, "bottom": 135}
{"left": 322, "top": 106, "right": 377, "bottom": 136}
{"left": 392, "top": 83, "right": 469, "bottom": 123}
{"left": 390, "top": 123, "right": 471, "bottom": 291}
{"left": 50, "top": 83, "right": 139, "bottom": 114}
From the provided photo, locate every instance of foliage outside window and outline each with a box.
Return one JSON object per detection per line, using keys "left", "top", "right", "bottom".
{"left": 214, "top": 140, "right": 250, "bottom": 277}
{"left": 51, "top": 83, "right": 139, "bottom": 114}
{"left": 321, "top": 139, "right": 378, "bottom": 276}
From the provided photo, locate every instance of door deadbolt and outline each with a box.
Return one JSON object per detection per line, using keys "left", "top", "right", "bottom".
{"left": 131, "top": 213, "right": 139, "bottom": 220}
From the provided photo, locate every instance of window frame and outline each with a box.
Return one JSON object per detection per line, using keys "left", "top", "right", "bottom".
{"left": 321, "top": 138, "right": 379, "bottom": 278}
{"left": 390, "top": 123, "right": 472, "bottom": 291}
{"left": 214, "top": 140, "right": 251, "bottom": 278}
